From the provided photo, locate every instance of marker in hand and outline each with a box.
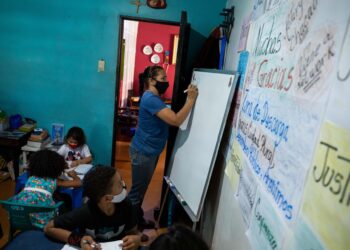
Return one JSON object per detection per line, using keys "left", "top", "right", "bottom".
{"left": 184, "top": 85, "right": 195, "bottom": 93}
{"left": 81, "top": 239, "right": 101, "bottom": 249}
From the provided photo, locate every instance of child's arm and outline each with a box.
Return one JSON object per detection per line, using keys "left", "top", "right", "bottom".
{"left": 57, "top": 171, "right": 81, "bottom": 187}
{"left": 70, "top": 145, "right": 93, "bottom": 167}
{"left": 70, "top": 155, "right": 92, "bottom": 167}
{"left": 44, "top": 220, "right": 100, "bottom": 249}
{"left": 44, "top": 220, "right": 72, "bottom": 243}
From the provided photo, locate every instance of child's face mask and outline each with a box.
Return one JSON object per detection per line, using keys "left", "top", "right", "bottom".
{"left": 111, "top": 188, "right": 127, "bottom": 203}
{"left": 68, "top": 143, "right": 78, "bottom": 149}
{"left": 67, "top": 138, "right": 79, "bottom": 149}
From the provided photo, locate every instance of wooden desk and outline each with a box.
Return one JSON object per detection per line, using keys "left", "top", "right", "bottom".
{"left": 0, "top": 131, "right": 30, "bottom": 180}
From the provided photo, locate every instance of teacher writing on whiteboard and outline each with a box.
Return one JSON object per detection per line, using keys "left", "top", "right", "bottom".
{"left": 128, "top": 65, "right": 198, "bottom": 231}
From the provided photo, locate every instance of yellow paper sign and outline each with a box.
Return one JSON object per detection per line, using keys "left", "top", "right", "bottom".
{"left": 303, "top": 121, "right": 350, "bottom": 250}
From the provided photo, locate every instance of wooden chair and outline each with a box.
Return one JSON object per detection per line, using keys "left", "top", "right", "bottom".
{"left": 0, "top": 199, "right": 63, "bottom": 240}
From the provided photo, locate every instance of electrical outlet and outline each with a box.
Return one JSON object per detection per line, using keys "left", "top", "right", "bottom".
{"left": 98, "top": 59, "right": 105, "bottom": 72}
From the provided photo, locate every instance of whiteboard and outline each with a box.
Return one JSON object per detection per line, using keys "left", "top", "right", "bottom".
{"left": 166, "top": 69, "right": 237, "bottom": 221}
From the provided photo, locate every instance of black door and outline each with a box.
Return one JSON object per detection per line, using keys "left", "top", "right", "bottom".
{"left": 164, "top": 11, "right": 190, "bottom": 173}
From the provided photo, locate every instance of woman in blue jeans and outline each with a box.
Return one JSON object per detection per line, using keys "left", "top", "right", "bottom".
{"left": 128, "top": 65, "right": 198, "bottom": 231}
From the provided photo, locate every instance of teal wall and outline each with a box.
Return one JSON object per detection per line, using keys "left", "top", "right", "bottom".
{"left": 0, "top": 0, "right": 226, "bottom": 165}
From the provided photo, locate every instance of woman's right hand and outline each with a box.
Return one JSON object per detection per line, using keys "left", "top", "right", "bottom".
{"left": 186, "top": 84, "right": 198, "bottom": 102}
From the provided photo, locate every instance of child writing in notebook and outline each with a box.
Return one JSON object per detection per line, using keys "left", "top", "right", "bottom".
{"left": 58, "top": 126, "right": 93, "bottom": 168}
{"left": 11, "top": 150, "right": 81, "bottom": 228}
{"left": 45, "top": 166, "right": 141, "bottom": 250}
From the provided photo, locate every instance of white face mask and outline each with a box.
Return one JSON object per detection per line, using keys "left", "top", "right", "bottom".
{"left": 111, "top": 188, "right": 127, "bottom": 203}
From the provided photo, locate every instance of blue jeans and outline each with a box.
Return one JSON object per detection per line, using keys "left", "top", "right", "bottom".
{"left": 128, "top": 146, "right": 159, "bottom": 224}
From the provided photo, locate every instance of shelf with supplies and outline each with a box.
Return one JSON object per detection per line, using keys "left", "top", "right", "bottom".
{"left": 117, "top": 107, "right": 139, "bottom": 141}
{"left": 20, "top": 140, "right": 61, "bottom": 174}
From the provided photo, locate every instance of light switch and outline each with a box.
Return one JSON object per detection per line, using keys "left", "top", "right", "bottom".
{"left": 98, "top": 59, "right": 105, "bottom": 72}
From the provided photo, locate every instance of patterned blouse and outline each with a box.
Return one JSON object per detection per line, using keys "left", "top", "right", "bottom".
{"left": 11, "top": 176, "right": 57, "bottom": 228}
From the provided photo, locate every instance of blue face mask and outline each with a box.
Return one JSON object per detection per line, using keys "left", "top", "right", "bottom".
{"left": 154, "top": 80, "right": 169, "bottom": 95}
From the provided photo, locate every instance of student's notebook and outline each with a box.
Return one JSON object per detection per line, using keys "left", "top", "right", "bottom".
{"left": 63, "top": 164, "right": 94, "bottom": 180}
{"left": 69, "top": 164, "right": 93, "bottom": 175}
{"left": 61, "top": 240, "right": 122, "bottom": 250}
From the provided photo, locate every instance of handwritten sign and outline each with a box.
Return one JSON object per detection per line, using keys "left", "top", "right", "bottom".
{"left": 225, "top": 139, "right": 244, "bottom": 190}
{"left": 224, "top": 0, "right": 350, "bottom": 249}
{"left": 231, "top": 0, "right": 338, "bottom": 226}
{"left": 287, "top": 215, "right": 325, "bottom": 250}
{"left": 252, "top": 0, "right": 266, "bottom": 21}
{"left": 246, "top": 189, "right": 289, "bottom": 250}
{"left": 326, "top": 13, "right": 350, "bottom": 129}
{"left": 238, "top": 14, "right": 252, "bottom": 52}
{"left": 302, "top": 122, "right": 350, "bottom": 250}
{"left": 245, "top": 0, "right": 336, "bottom": 102}
{"left": 237, "top": 164, "right": 258, "bottom": 228}
{"left": 236, "top": 86, "right": 322, "bottom": 222}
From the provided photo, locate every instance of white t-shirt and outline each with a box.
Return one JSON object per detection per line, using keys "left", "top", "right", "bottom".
{"left": 57, "top": 144, "right": 92, "bottom": 162}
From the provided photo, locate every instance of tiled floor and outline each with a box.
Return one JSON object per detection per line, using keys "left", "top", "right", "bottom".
{"left": 0, "top": 140, "right": 166, "bottom": 248}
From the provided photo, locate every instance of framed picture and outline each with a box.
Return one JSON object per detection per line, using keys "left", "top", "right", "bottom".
{"left": 51, "top": 123, "right": 64, "bottom": 145}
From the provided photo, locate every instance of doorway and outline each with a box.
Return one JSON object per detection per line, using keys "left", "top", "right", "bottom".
{"left": 116, "top": 19, "right": 180, "bottom": 142}
{"left": 111, "top": 14, "right": 190, "bottom": 224}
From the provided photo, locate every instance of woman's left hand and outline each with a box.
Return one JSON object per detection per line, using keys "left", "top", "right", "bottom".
{"left": 121, "top": 235, "right": 141, "bottom": 250}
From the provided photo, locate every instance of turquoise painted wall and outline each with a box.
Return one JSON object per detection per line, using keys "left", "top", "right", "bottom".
{"left": 0, "top": 0, "right": 226, "bottom": 165}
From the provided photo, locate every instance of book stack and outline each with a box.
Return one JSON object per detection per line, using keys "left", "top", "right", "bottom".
{"left": 18, "top": 123, "right": 36, "bottom": 132}
{"left": 25, "top": 129, "right": 50, "bottom": 150}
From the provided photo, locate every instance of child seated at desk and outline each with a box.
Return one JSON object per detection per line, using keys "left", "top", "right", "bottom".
{"left": 11, "top": 150, "right": 81, "bottom": 228}
{"left": 44, "top": 166, "right": 141, "bottom": 250}
{"left": 58, "top": 126, "right": 92, "bottom": 168}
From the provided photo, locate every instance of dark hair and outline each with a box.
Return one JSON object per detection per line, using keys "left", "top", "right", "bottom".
{"left": 149, "top": 224, "right": 209, "bottom": 250}
{"left": 64, "top": 126, "right": 86, "bottom": 146}
{"left": 83, "top": 165, "right": 116, "bottom": 203}
{"left": 28, "top": 150, "right": 66, "bottom": 179}
{"left": 141, "top": 65, "right": 164, "bottom": 90}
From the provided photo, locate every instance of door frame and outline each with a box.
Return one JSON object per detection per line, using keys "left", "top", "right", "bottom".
{"left": 111, "top": 15, "right": 182, "bottom": 167}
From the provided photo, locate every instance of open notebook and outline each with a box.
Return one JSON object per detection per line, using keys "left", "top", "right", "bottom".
{"left": 61, "top": 240, "right": 122, "bottom": 250}
{"left": 61, "top": 164, "right": 94, "bottom": 180}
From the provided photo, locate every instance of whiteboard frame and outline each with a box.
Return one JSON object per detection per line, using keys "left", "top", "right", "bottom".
{"left": 166, "top": 68, "right": 238, "bottom": 222}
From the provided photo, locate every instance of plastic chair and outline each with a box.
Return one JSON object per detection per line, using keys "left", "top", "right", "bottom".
{"left": 0, "top": 199, "right": 63, "bottom": 240}
{"left": 15, "top": 171, "right": 29, "bottom": 194}
{"left": 57, "top": 186, "right": 83, "bottom": 209}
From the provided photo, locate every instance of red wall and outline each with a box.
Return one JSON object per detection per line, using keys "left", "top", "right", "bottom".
{"left": 133, "top": 21, "right": 180, "bottom": 99}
